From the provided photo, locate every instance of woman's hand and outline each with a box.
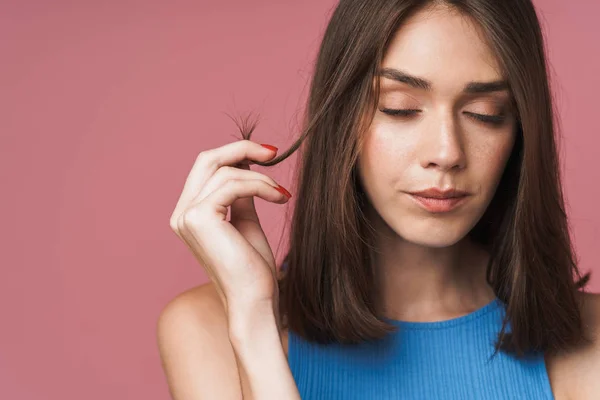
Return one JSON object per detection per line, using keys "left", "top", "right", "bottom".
{"left": 163, "top": 140, "right": 300, "bottom": 400}
{"left": 169, "top": 140, "right": 291, "bottom": 321}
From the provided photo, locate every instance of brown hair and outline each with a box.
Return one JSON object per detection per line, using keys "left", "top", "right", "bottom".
{"left": 233, "top": 0, "right": 592, "bottom": 358}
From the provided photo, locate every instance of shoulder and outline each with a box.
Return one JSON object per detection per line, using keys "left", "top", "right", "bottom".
{"left": 546, "top": 291, "right": 600, "bottom": 399}
{"left": 156, "top": 282, "right": 242, "bottom": 399}
{"left": 157, "top": 282, "right": 228, "bottom": 346}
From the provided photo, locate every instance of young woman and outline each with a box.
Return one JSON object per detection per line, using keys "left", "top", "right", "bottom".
{"left": 158, "top": 0, "right": 600, "bottom": 398}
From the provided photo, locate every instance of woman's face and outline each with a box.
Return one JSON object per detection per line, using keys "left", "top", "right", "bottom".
{"left": 357, "top": 5, "right": 517, "bottom": 248}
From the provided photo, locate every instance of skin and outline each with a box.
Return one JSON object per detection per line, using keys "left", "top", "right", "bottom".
{"left": 157, "top": 3, "right": 600, "bottom": 399}
{"left": 356, "top": 4, "right": 515, "bottom": 321}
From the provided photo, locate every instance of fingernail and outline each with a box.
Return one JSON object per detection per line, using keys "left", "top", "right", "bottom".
{"left": 260, "top": 144, "right": 278, "bottom": 152}
{"left": 274, "top": 184, "right": 292, "bottom": 198}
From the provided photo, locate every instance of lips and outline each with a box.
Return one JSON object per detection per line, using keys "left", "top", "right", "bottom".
{"left": 407, "top": 188, "right": 470, "bottom": 213}
{"left": 409, "top": 188, "right": 469, "bottom": 199}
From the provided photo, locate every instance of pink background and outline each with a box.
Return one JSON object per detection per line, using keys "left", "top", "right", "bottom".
{"left": 1, "top": 1, "right": 598, "bottom": 399}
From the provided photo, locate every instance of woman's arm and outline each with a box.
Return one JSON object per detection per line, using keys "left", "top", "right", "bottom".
{"left": 228, "top": 302, "right": 301, "bottom": 400}
{"left": 161, "top": 141, "right": 299, "bottom": 398}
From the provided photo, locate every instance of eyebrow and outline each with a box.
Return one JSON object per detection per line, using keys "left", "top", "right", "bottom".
{"left": 377, "top": 67, "right": 509, "bottom": 93}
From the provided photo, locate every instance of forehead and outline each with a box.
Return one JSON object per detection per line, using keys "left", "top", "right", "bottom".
{"left": 381, "top": 5, "right": 504, "bottom": 88}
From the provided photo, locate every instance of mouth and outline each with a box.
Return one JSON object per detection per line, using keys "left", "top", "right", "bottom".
{"left": 407, "top": 192, "right": 470, "bottom": 213}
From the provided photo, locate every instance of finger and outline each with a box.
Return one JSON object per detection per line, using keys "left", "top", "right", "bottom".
{"left": 196, "top": 178, "right": 289, "bottom": 219}
{"left": 188, "top": 166, "right": 290, "bottom": 274}
{"left": 198, "top": 178, "right": 290, "bottom": 272}
{"left": 228, "top": 162, "right": 257, "bottom": 226}
{"left": 170, "top": 140, "right": 278, "bottom": 231}
{"left": 205, "top": 179, "right": 288, "bottom": 273}
{"left": 192, "top": 166, "right": 281, "bottom": 224}
{"left": 201, "top": 139, "right": 277, "bottom": 168}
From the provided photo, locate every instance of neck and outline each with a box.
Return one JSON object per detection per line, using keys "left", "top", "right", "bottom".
{"left": 368, "top": 210, "right": 496, "bottom": 322}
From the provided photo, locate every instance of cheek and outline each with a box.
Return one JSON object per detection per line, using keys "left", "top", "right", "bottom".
{"left": 358, "top": 124, "right": 412, "bottom": 202}
{"left": 472, "top": 134, "right": 515, "bottom": 193}
{"left": 363, "top": 121, "right": 417, "bottom": 171}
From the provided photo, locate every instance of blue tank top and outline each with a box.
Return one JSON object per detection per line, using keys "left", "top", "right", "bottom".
{"left": 287, "top": 297, "right": 555, "bottom": 399}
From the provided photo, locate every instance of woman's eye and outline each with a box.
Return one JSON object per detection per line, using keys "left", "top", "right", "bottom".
{"left": 380, "top": 108, "right": 420, "bottom": 117}
{"left": 380, "top": 108, "right": 506, "bottom": 126}
{"left": 463, "top": 111, "right": 506, "bottom": 126}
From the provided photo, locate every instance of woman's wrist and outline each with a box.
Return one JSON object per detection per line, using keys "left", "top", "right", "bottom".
{"left": 227, "top": 303, "right": 301, "bottom": 400}
{"left": 227, "top": 300, "right": 280, "bottom": 347}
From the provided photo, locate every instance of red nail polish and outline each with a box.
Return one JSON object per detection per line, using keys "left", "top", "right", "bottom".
{"left": 275, "top": 185, "right": 292, "bottom": 198}
{"left": 261, "top": 144, "right": 278, "bottom": 152}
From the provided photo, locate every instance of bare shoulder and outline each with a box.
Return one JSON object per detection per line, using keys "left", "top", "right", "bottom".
{"left": 156, "top": 282, "right": 242, "bottom": 400}
{"left": 546, "top": 291, "right": 600, "bottom": 399}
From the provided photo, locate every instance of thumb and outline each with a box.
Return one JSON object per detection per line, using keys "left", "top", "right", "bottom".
{"left": 229, "top": 162, "right": 260, "bottom": 224}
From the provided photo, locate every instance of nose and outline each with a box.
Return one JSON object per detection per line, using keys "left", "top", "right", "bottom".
{"left": 419, "top": 110, "right": 466, "bottom": 171}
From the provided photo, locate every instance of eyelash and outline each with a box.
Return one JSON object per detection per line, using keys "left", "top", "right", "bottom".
{"left": 380, "top": 108, "right": 506, "bottom": 126}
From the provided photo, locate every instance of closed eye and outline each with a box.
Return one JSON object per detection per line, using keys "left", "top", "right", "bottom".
{"left": 379, "top": 108, "right": 506, "bottom": 126}
{"left": 463, "top": 111, "right": 505, "bottom": 125}
{"left": 380, "top": 108, "right": 420, "bottom": 117}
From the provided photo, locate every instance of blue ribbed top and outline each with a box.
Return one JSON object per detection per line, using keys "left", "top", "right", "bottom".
{"left": 287, "top": 297, "right": 555, "bottom": 399}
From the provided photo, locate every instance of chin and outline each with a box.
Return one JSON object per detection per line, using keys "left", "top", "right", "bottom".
{"left": 403, "top": 235, "right": 465, "bottom": 248}
{"left": 392, "top": 218, "right": 474, "bottom": 248}
{"left": 400, "top": 231, "right": 466, "bottom": 248}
